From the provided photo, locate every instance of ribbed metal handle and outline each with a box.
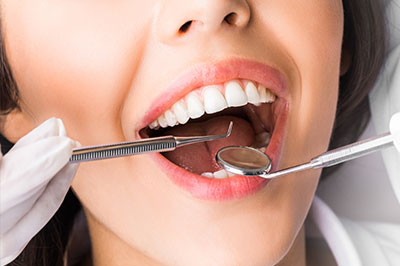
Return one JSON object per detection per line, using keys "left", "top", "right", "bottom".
{"left": 70, "top": 137, "right": 176, "bottom": 163}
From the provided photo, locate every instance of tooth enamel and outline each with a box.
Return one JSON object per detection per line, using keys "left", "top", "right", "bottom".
{"left": 245, "top": 81, "right": 260, "bottom": 104}
{"left": 258, "top": 84, "right": 276, "bottom": 103}
{"left": 224, "top": 80, "right": 248, "bottom": 107}
{"left": 258, "top": 84, "right": 268, "bottom": 103}
{"left": 157, "top": 114, "right": 168, "bottom": 128}
{"left": 172, "top": 101, "right": 190, "bottom": 124}
{"left": 149, "top": 79, "right": 277, "bottom": 129}
{"left": 201, "top": 172, "right": 214, "bottom": 178}
{"left": 149, "top": 120, "right": 159, "bottom": 129}
{"left": 265, "top": 89, "right": 276, "bottom": 103}
{"left": 203, "top": 86, "right": 227, "bottom": 114}
{"left": 227, "top": 171, "right": 235, "bottom": 177}
{"left": 186, "top": 92, "right": 205, "bottom": 119}
{"left": 164, "top": 110, "right": 177, "bottom": 127}
{"left": 213, "top": 169, "right": 228, "bottom": 179}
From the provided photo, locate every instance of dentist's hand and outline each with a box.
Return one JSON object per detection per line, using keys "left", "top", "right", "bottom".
{"left": 0, "top": 118, "right": 79, "bottom": 266}
{"left": 390, "top": 112, "right": 400, "bottom": 153}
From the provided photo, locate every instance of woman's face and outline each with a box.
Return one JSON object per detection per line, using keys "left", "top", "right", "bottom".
{"left": 2, "top": 0, "right": 343, "bottom": 265}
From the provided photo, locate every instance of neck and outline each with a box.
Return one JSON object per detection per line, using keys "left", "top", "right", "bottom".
{"left": 277, "top": 226, "right": 306, "bottom": 266}
{"left": 86, "top": 211, "right": 306, "bottom": 266}
{"left": 86, "top": 210, "right": 160, "bottom": 266}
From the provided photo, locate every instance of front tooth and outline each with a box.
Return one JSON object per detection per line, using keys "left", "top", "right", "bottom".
{"left": 201, "top": 172, "right": 214, "bottom": 178}
{"left": 245, "top": 81, "right": 260, "bottom": 104}
{"left": 214, "top": 169, "right": 228, "bottom": 179}
{"left": 186, "top": 92, "right": 205, "bottom": 119}
{"left": 172, "top": 101, "right": 189, "bottom": 124}
{"left": 157, "top": 114, "right": 168, "bottom": 128}
{"left": 203, "top": 86, "right": 228, "bottom": 114}
{"left": 224, "top": 80, "right": 248, "bottom": 107}
{"left": 164, "top": 110, "right": 177, "bottom": 127}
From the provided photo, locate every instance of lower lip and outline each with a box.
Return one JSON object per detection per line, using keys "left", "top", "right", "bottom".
{"left": 147, "top": 102, "right": 288, "bottom": 201}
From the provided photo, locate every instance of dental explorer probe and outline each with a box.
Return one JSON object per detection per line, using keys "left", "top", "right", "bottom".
{"left": 69, "top": 121, "right": 233, "bottom": 163}
{"left": 217, "top": 131, "right": 395, "bottom": 179}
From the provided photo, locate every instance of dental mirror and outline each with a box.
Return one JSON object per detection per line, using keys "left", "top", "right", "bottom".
{"left": 216, "top": 146, "right": 272, "bottom": 177}
{"left": 217, "top": 128, "right": 395, "bottom": 179}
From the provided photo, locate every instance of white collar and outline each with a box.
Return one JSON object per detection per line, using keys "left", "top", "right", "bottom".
{"left": 308, "top": 196, "right": 363, "bottom": 266}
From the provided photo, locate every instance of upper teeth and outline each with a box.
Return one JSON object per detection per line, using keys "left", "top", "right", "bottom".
{"left": 149, "top": 79, "right": 276, "bottom": 129}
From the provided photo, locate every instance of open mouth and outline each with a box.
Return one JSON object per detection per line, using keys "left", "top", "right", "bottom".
{"left": 136, "top": 59, "right": 289, "bottom": 200}
{"left": 140, "top": 79, "right": 279, "bottom": 176}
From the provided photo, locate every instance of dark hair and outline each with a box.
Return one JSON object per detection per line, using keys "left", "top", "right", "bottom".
{"left": 322, "top": 0, "right": 387, "bottom": 176}
{"left": 0, "top": 0, "right": 388, "bottom": 265}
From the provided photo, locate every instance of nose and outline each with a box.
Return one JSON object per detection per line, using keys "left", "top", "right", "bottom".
{"left": 155, "top": 0, "right": 251, "bottom": 44}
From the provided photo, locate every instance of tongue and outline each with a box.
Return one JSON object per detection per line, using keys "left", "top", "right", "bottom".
{"left": 163, "top": 116, "right": 255, "bottom": 174}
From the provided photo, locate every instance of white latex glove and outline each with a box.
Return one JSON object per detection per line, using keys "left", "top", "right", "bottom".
{"left": 0, "top": 118, "right": 79, "bottom": 266}
{"left": 390, "top": 112, "right": 400, "bottom": 153}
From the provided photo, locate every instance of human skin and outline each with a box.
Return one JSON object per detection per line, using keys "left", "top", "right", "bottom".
{"left": 1, "top": 0, "right": 344, "bottom": 265}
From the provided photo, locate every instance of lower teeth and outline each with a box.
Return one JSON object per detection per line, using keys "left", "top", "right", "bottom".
{"left": 201, "top": 169, "right": 235, "bottom": 179}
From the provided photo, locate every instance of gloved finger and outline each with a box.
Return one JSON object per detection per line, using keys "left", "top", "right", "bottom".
{"left": 11, "top": 118, "right": 67, "bottom": 151}
{"left": 0, "top": 136, "right": 77, "bottom": 213}
{"left": 390, "top": 112, "right": 400, "bottom": 152}
{"left": 0, "top": 162, "right": 78, "bottom": 262}
{"left": 0, "top": 186, "right": 46, "bottom": 236}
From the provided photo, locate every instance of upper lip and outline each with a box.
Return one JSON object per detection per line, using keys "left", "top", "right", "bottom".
{"left": 136, "top": 57, "right": 289, "bottom": 132}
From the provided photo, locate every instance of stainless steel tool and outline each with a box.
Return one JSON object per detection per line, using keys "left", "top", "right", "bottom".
{"left": 217, "top": 131, "right": 394, "bottom": 179}
{"left": 70, "top": 121, "right": 233, "bottom": 163}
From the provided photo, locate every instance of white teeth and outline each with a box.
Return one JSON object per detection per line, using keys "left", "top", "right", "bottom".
{"left": 213, "top": 169, "right": 228, "bottom": 179}
{"left": 258, "top": 84, "right": 276, "bottom": 103}
{"left": 157, "top": 114, "right": 168, "bottom": 128}
{"left": 164, "top": 110, "right": 177, "bottom": 127}
{"left": 225, "top": 80, "right": 248, "bottom": 107}
{"left": 201, "top": 172, "right": 214, "bottom": 178}
{"left": 172, "top": 100, "right": 190, "bottom": 124}
{"left": 149, "top": 120, "right": 159, "bottom": 129}
{"left": 258, "top": 84, "right": 268, "bottom": 103}
{"left": 227, "top": 171, "right": 235, "bottom": 177}
{"left": 201, "top": 169, "right": 235, "bottom": 179}
{"left": 148, "top": 79, "right": 276, "bottom": 129}
{"left": 245, "top": 81, "right": 260, "bottom": 104}
{"left": 186, "top": 92, "right": 205, "bottom": 119}
{"left": 203, "top": 86, "right": 227, "bottom": 114}
{"left": 266, "top": 89, "right": 276, "bottom": 103}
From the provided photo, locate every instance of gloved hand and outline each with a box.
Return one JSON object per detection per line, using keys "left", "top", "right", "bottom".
{"left": 0, "top": 118, "right": 79, "bottom": 266}
{"left": 390, "top": 112, "right": 400, "bottom": 153}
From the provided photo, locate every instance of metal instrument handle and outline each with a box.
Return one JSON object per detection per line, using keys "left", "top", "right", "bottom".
{"left": 70, "top": 136, "right": 176, "bottom": 163}
{"left": 311, "top": 132, "right": 394, "bottom": 168}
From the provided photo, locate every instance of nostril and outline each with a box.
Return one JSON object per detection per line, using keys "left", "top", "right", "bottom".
{"left": 224, "top": 12, "right": 239, "bottom": 26}
{"left": 179, "top": 21, "right": 193, "bottom": 33}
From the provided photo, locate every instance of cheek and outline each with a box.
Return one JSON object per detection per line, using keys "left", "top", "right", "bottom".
{"left": 3, "top": 0, "right": 151, "bottom": 144}
{"left": 261, "top": 0, "right": 343, "bottom": 164}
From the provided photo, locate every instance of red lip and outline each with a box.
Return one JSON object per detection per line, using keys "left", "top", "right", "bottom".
{"left": 136, "top": 58, "right": 289, "bottom": 201}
